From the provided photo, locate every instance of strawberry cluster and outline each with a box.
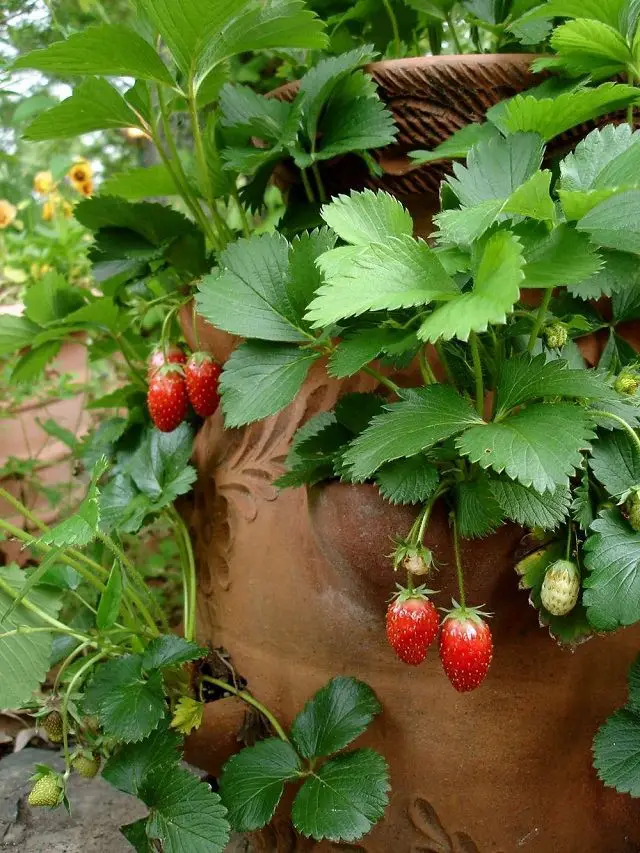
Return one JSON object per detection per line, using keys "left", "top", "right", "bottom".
{"left": 146, "top": 345, "right": 221, "bottom": 432}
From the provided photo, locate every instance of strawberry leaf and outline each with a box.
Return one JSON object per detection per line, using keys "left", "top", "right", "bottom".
{"left": 577, "top": 190, "right": 640, "bottom": 254}
{"left": 128, "top": 423, "right": 196, "bottom": 506}
{"left": 103, "top": 718, "right": 183, "bottom": 796}
{"left": 219, "top": 738, "right": 302, "bottom": 831}
{"left": 343, "top": 386, "right": 483, "bottom": 481}
{"left": 560, "top": 124, "right": 640, "bottom": 193}
{"left": 569, "top": 250, "right": 640, "bottom": 300}
{"left": 141, "top": 636, "right": 206, "bottom": 671}
{"left": 290, "top": 677, "right": 381, "bottom": 759}
{"left": 583, "top": 509, "right": 640, "bottom": 630}
{"left": 291, "top": 749, "right": 389, "bottom": 842}
{"left": 549, "top": 19, "right": 632, "bottom": 79}
{"left": 589, "top": 431, "right": 640, "bottom": 501}
{"left": 320, "top": 189, "right": 413, "bottom": 245}
{"left": 457, "top": 403, "right": 595, "bottom": 492}
{"left": 456, "top": 476, "right": 504, "bottom": 538}
{"left": 520, "top": 225, "right": 603, "bottom": 289}
{"left": 490, "top": 479, "right": 571, "bottom": 529}
{"left": 328, "top": 328, "right": 418, "bottom": 379}
{"left": 593, "top": 707, "right": 640, "bottom": 797}
{"left": 375, "top": 456, "right": 440, "bottom": 505}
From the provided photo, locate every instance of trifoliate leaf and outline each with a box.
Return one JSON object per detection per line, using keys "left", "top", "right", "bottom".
{"left": 219, "top": 342, "right": 320, "bottom": 428}
{"left": 375, "top": 456, "right": 439, "bottom": 505}
{"left": 494, "top": 352, "right": 611, "bottom": 417}
{"left": 128, "top": 423, "right": 196, "bottom": 507}
{"left": 219, "top": 739, "right": 302, "bottom": 831}
{"left": 328, "top": 328, "right": 418, "bottom": 379}
{"left": 320, "top": 189, "right": 413, "bottom": 245}
{"left": 520, "top": 225, "right": 603, "bottom": 288}
{"left": 171, "top": 697, "right": 205, "bottom": 736}
{"left": 84, "top": 655, "right": 166, "bottom": 742}
{"left": 457, "top": 403, "right": 595, "bottom": 492}
{"left": 418, "top": 230, "right": 525, "bottom": 341}
{"left": 142, "top": 765, "right": 229, "bottom": 853}
{"left": 456, "top": 476, "right": 504, "bottom": 538}
{"left": 142, "top": 636, "right": 206, "bottom": 672}
{"left": 593, "top": 707, "right": 640, "bottom": 797}
{"left": 577, "top": 190, "right": 640, "bottom": 254}
{"left": 490, "top": 479, "right": 571, "bottom": 529}
{"left": 589, "top": 431, "right": 640, "bottom": 501}
{"left": 291, "top": 677, "right": 381, "bottom": 759}
{"left": 306, "top": 236, "right": 458, "bottom": 328}
{"left": 0, "top": 565, "right": 62, "bottom": 708}
{"left": 343, "top": 386, "right": 483, "bottom": 481}
{"left": 583, "top": 509, "right": 640, "bottom": 630}
{"left": 102, "top": 718, "right": 183, "bottom": 796}
{"left": 499, "top": 83, "right": 638, "bottom": 141}
{"left": 292, "top": 749, "right": 389, "bottom": 842}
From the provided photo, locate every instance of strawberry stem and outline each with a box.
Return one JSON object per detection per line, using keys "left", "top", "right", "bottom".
{"left": 192, "top": 300, "right": 202, "bottom": 351}
{"left": 451, "top": 512, "right": 466, "bottom": 609}
{"left": 565, "top": 522, "right": 573, "bottom": 561}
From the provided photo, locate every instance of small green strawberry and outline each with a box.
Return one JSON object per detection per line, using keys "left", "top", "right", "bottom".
{"left": 540, "top": 559, "right": 580, "bottom": 616}
{"left": 627, "top": 492, "right": 640, "bottom": 532}
{"left": 544, "top": 323, "right": 568, "bottom": 350}
{"left": 391, "top": 540, "right": 434, "bottom": 576}
{"left": 615, "top": 371, "right": 639, "bottom": 396}
{"left": 72, "top": 753, "right": 101, "bottom": 779}
{"left": 28, "top": 774, "right": 64, "bottom": 808}
{"left": 41, "top": 711, "right": 63, "bottom": 743}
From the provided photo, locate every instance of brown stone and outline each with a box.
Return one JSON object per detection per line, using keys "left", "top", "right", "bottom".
{"left": 183, "top": 54, "right": 640, "bottom": 851}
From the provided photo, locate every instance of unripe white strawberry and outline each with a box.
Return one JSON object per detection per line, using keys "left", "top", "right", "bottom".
{"left": 544, "top": 323, "right": 568, "bottom": 350}
{"left": 615, "top": 372, "right": 639, "bottom": 396}
{"left": 540, "top": 559, "right": 580, "bottom": 616}
{"left": 627, "top": 493, "right": 640, "bottom": 532}
{"left": 403, "top": 549, "right": 433, "bottom": 576}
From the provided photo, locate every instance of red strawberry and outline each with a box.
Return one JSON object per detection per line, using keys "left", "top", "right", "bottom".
{"left": 439, "top": 604, "right": 493, "bottom": 693}
{"left": 185, "top": 352, "right": 221, "bottom": 417}
{"left": 147, "top": 369, "right": 188, "bottom": 432}
{"left": 386, "top": 586, "right": 439, "bottom": 666}
{"left": 147, "top": 345, "right": 186, "bottom": 379}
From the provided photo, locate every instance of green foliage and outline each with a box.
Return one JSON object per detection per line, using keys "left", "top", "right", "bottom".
{"left": 375, "top": 456, "right": 440, "bottom": 505}
{"left": 589, "top": 431, "right": 640, "bottom": 501}
{"left": 594, "top": 657, "right": 640, "bottom": 796}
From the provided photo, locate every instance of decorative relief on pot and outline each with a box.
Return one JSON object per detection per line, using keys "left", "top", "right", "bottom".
{"left": 410, "top": 797, "right": 501, "bottom": 853}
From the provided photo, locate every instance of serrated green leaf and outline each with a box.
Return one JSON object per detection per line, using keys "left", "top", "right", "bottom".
{"left": 307, "top": 236, "right": 458, "bottom": 328}
{"left": 220, "top": 83, "right": 292, "bottom": 140}
{"left": 13, "top": 25, "right": 174, "bottom": 85}
{"left": 142, "top": 765, "right": 230, "bottom": 853}
{"left": 142, "top": 636, "right": 206, "bottom": 671}
{"left": 11, "top": 342, "right": 62, "bottom": 384}
{"left": 433, "top": 199, "right": 504, "bottom": 246}
{"left": 23, "top": 273, "right": 85, "bottom": 326}
{"left": 101, "top": 165, "right": 179, "bottom": 200}
{"left": 495, "top": 352, "right": 610, "bottom": 417}
{"left": 127, "top": 425, "right": 196, "bottom": 511}
{"left": 24, "top": 78, "right": 141, "bottom": 140}
{"left": 375, "top": 456, "right": 439, "bottom": 505}
{"left": 219, "top": 739, "right": 301, "bottom": 831}
{"left": 521, "top": 224, "right": 603, "bottom": 288}
{"left": 577, "top": 190, "right": 640, "bottom": 254}
{"left": 457, "top": 403, "right": 594, "bottom": 492}
{"left": 456, "top": 476, "right": 504, "bottom": 538}
{"left": 275, "top": 412, "right": 341, "bottom": 489}
{"left": 583, "top": 509, "right": 640, "bottom": 629}
{"left": 419, "top": 230, "right": 525, "bottom": 341}
{"left": 409, "top": 123, "right": 499, "bottom": 164}
{"left": 291, "top": 677, "right": 381, "bottom": 759}
{"left": 40, "top": 474, "right": 102, "bottom": 547}
{"left": 550, "top": 19, "right": 632, "bottom": 78}
{"left": 513, "top": 0, "right": 626, "bottom": 28}
{"left": 502, "top": 170, "right": 555, "bottom": 221}
{"left": 500, "top": 84, "right": 639, "bottom": 141}
{"left": 96, "top": 562, "right": 122, "bottom": 631}
{"left": 306, "top": 96, "right": 396, "bottom": 164}
{"left": 321, "top": 189, "right": 413, "bottom": 245}
{"left": 571, "top": 474, "right": 595, "bottom": 531}
{"left": 343, "top": 386, "right": 482, "bottom": 481}
{"left": 219, "top": 342, "right": 320, "bottom": 428}
{"left": 569, "top": 250, "right": 639, "bottom": 299}
{"left": 589, "top": 430, "right": 640, "bottom": 500}
{"left": 560, "top": 124, "right": 640, "bottom": 193}
{"left": 593, "top": 707, "right": 640, "bottom": 796}
{"left": 171, "top": 697, "right": 205, "bottom": 735}
{"left": 328, "top": 328, "right": 417, "bottom": 379}
{"left": 292, "top": 749, "right": 389, "bottom": 842}
{"left": 84, "top": 655, "right": 166, "bottom": 742}
{"left": 98, "top": 475, "right": 150, "bottom": 535}
{"left": 120, "top": 819, "right": 152, "bottom": 852}
{"left": 286, "top": 228, "right": 337, "bottom": 320}
{"left": 0, "top": 315, "right": 42, "bottom": 357}
{"left": 490, "top": 479, "right": 571, "bottom": 529}
{"left": 75, "top": 196, "right": 194, "bottom": 247}
{"left": 103, "top": 718, "right": 183, "bottom": 796}
{"left": 196, "top": 233, "right": 309, "bottom": 342}
{"left": 0, "top": 565, "right": 62, "bottom": 708}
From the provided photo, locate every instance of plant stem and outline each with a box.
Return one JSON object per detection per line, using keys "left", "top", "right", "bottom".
{"left": 565, "top": 523, "right": 573, "bottom": 561}
{"left": 445, "top": 11, "right": 464, "bottom": 54}
{"left": 0, "top": 626, "right": 93, "bottom": 643}
{"left": 311, "top": 162, "right": 327, "bottom": 204}
{"left": 382, "top": 0, "right": 402, "bottom": 55}
{"left": 527, "top": 287, "right": 553, "bottom": 352}
{"left": 192, "top": 301, "right": 202, "bottom": 351}
{"left": 231, "top": 186, "right": 251, "bottom": 238}
{"left": 434, "top": 341, "right": 456, "bottom": 387}
{"left": 188, "top": 84, "right": 214, "bottom": 215}
{"left": 300, "top": 169, "right": 315, "bottom": 203}
{"left": 200, "top": 676, "right": 290, "bottom": 743}
{"left": 362, "top": 365, "right": 401, "bottom": 395}
{"left": 627, "top": 70, "right": 635, "bottom": 126}
{"left": 451, "top": 512, "right": 466, "bottom": 609}
{"left": 61, "top": 653, "right": 105, "bottom": 774}
{"left": 54, "top": 641, "right": 92, "bottom": 693}
{"left": 469, "top": 332, "right": 484, "bottom": 417}
{"left": 111, "top": 333, "right": 146, "bottom": 386}
{"left": 168, "top": 508, "right": 197, "bottom": 642}
{"left": 419, "top": 346, "right": 437, "bottom": 385}
{"left": 0, "top": 575, "right": 87, "bottom": 638}
{"left": 590, "top": 411, "right": 640, "bottom": 455}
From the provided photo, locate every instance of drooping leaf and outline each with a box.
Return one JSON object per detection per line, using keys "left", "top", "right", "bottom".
{"left": 128, "top": 424, "right": 196, "bottom": 507}
{"left": 490, "top": 479, "right": 571, "bottom": 529}
{"left": 343, "top": 386, "right": 483, "bottom": 481}
{"left": 75, "top": 196, "right": 195, "bottom": 247}
{"left": 375, "top": 456, "right": 440, "bottom": 505}
{"left": 409, "top": 122, "right": 500, "bottom": 164}
{"left": 291, "top": 749, "right": 389, "bottom": 842}
{"left": 583, "top": 509, "right": 640, "bottom": 630}
{"left": 274, "top": 412, "right": 347, "bottom": 489}
{"left": 457, "top": 403, "right": 595, "bottom": 492}
{"left": 0, "top": 315, "right": 42, "bottom": 356}
{"left": 23, "top": 273, "right": 85, "bottom": 326}
{"left": 291, "top": 677, "right": 381, "bottom": 759}
{"left": 11, "top": 342, "right": 62, "bottom": 383}
{"left": 219, "top": 342, "right": 320, "bottom": 428}
{"left": 219, "top": 739, "right": 302, "bottom": 831}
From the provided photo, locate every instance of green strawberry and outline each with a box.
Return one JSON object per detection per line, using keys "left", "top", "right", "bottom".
{"left": 540, "top": 559, "right": 580, "bottom": 616}
{"left": 627, "top": 493, "right": 640, "bottom": 532}
{"left": 41, "top": 711, "right": 63, "bottom": 743}
{"left": 615, "top": 371, "right": 639, "bottom": 396}
{"left": 28, "top": 775, "right": 63, "bottom": 808}
{"left": 544, "top": 323, "right": 568, "bottom": 350}
{"left": 72, "top": 754, "right": 101, "bottom": 779}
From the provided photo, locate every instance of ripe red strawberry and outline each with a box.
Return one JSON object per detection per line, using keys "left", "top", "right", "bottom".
{"left": 185, "top": 352, "right": 221, "bottom": 417}
{"left": 386, "top": 586, "right": 439, "bottom": 666}
{"left": 147, "top": 369, "right": 188, "bottom": 432}
{"left": 147, "top": 345, "right": 186, "bottom": 379}
{"left": 439, "top": 604, "right": 493, "bottom": 692}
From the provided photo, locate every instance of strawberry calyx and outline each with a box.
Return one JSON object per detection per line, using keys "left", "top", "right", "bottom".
{"left": 390, "top": 583, "right": 438, "bottom": 604}
{"left": 390, "top": 538, "right": 435, "bottom": 574}
{"left": 440, "top": 599, "right": 492, "bottom": 625}
{"left": 188, "top": 350, "right": 217, "bottom": 367}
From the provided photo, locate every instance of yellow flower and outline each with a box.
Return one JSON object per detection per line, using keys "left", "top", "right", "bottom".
{"left": 77, "top": 179, "right": 94, "bottom": 198}
{"left": 68, "top": 160, "right": 92, "bottom": 188}
{"left": 33, "top": 170, "right": 55, "bottom": 195}
{"left": 42, "top": 198, "right": 57, "bottom": 221}
{"left": 0, "top": 199, "right": 17, "bottom": 229}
